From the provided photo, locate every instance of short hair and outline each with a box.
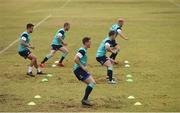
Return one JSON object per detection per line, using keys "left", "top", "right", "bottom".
{"left": 64, "top": 22, "right": 70, "bottom": 27}
{"left": 109, "top": 31, "right": 116, "bottom": 36}
{"left": 118, "top": 18, "right": 124, "bottom": 23}
{"left": 26, "top": 23, "right": 34, "bottom": 29}
{"left": 82, "top": 37, "right": 91, "bottom": 45}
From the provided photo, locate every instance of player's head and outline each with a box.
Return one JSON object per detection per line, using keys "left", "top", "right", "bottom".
{"left": 64, "top": 22, "right": 70, "bottom": 31}
{"left": 109, "top": 31, "right": 116, "bottom": 40}
{"left": 82, "top": 37, "right": 91, "bottom": 48}
{"left": 117, "top": 18, "right": 124, "bottom": 26}
{"left": 26, "top": 23, "right": 34, "bottom": 33}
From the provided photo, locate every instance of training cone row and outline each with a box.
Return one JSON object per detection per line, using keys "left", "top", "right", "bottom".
{"left": 41, "top": 74, "right": 54, "bottom": 82}
{"left": 28, "top": 74, "right": 53, "bottom": 106}
{"left": 51, "top": 60, "right": 60, "bottom": 67}
{"left": 126, "top": 74, "right": 133, "bottom": 82}
{"left": 124, "top": 60, "right": 130, "bottom": 68}
{"left": 27, "top": 95, "right": 42, "bottom": 106}
{"left": 125, "top": 60, "right": 142, "bottom": 106}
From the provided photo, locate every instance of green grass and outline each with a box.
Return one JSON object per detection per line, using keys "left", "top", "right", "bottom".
{"left": 0, "top": 0, "right": 180, "bottom": 112}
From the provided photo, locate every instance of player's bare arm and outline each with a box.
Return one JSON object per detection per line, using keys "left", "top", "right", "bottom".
{"left": 118, "top": 29, "right": 128, "bottom": 40}
{"left": 21, "top": 40, "right": 35, "bottom": 50}
{"left": 105, "top": 44, "right": 117, "bottom": 54}
{"left": 74, "top": 55, "right": 88, "bottom": 72}
{"left": 58, "top": 36, "right": 67, "bottom": 46}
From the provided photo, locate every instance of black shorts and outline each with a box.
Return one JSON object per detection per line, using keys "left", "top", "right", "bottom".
{"left": 18, "top": 49, "right": 31, "bottom": 59}
{"left": 111, "top": 40, "right": 118, "bottom": 47}
{"left": 96, "top": 56, "right": 108, "bottom": 65}
{"left": 51, "top": 44, "right": 63, "bottom": 51}
{"left": 73, "top": 67, "right": 90, "bottom": 81}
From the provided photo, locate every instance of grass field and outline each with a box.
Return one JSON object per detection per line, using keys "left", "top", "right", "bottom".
{"left": 0, "top": 0, "right": 180, "bottom": 112}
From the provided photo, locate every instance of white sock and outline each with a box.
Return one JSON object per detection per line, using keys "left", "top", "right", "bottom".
{"left": 28, "top": 66, "right": 33, "bottom": 73}
{"left": 37, "top": 68, "right": 41, "bottom": 72}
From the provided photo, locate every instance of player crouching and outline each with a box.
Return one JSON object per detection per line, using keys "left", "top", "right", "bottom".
{"left": 18, "top": 23, "right": 43, "bottom": 77}
{"left": 109, "top": 18, "right": 128, "bottom": 64}
{"left": 96, "top": 31, "right": 118, "bottom": 84}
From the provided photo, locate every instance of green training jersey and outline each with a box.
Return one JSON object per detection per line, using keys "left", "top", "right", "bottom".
{"left": 73, "top": 47, "right": 87, "bottom": 70}
{"left": 51, "top": 28, "right": 66, "bottom": 45}
{"left": 18, "top": 31, "right": 30, "bottom": 52}
{"left": 110, "top": 23, "right": 122, "bottom": 37}
{"left": 96, "top": 36, "right": 112, "bottom": 57}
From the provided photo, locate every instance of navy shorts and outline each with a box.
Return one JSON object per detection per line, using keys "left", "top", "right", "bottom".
{"left": 73, "top": 67, "right": 90, "bottom": 81}
{"left": 51, "top": 44, "right": 63, "bottom": 50}
{"left": 96, "top": 56, "right": 108, "bottom": 65}
{"left": 18, "top": 49, "right": 31, "bottom": 59}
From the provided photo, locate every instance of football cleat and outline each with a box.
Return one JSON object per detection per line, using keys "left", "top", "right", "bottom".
{"left": 56, "top": 62, "right": 65, "bottom": 67}
{"left": 81, "top": 99, "right": 93, "bottom": 106}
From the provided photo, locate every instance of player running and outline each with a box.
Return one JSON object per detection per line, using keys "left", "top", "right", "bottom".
{"left": 96, "top": 31, "right": 118, "bottom": 84}
{"left": 73, "top": 37, "right": 96, "bottom": 106}
{"left": 40, "top": 22, "right": 70, "bottom": 68}
{"left": 18, "top": 23, "right": 43, "bottom": 77}
{"left": 109, "top": 18, "right": 128, "bottom": 63}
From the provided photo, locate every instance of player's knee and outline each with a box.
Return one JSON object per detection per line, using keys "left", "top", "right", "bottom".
{"left": 107, "top": 60, "right": 113, "bottom": 66}
{"left": 65, "top": 49, "right": 69, "bottom": 54}
{"left": 117, "top": 48, "right": 120, "bottom": 53}
{"left": 91, "top": 78, "right": 96, "bottom": 84}
{"left": 32, "top": 56, "right": 37, "bottom": 61}
{"left": 93, "top": 81, "right": 96, "bottom": 84}
{"left": 108, "top": 66, "right": 113, "bottom": 71}
{"left": 88, "top": 82, "right": 95, "bottom": 88}
{"left": 50, "top": 53, "right": 54, "bottom": 57}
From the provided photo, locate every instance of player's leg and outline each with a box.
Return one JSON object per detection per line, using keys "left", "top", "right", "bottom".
{"left": 18, "top": 49, "right": 34, "bottom": 77}
{"left": 110, "top": 40, "right": 120, "bottom": 62}
{"left": 96, "top": 56, "right": 116, "bottom": 83}
{"left": 57, "top": 46, "right": 69, "bottom": 67}
{"left": 110, "top": 46, "right": 119, "bottom": 60}
{"left": 40, "top": 50, "right": 56, "bottom": 67}
{"left": 82, "top": 75, "right": 96, "bottom": 102}
{"left": 73, "top": 68, "right": 95, "bottom": 106}
{"left": 40, "top": 45, "right": 57, "bottom": 68}
{"left": 27, "top": 53, "right": 42, "bottom": 75}
{"left": 82, "top": 74, "right": 96, "bottom": 106}
{"left": 103, "top": 60, "right": 116, "bottom": 84}
{"left": 26, "top": 54, "right": 34, "bottom": 76}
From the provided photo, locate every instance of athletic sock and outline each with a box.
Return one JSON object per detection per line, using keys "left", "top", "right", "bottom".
{"left": 59, "top": 53, "right": 67, "bottom": 63}
{"left": 37, "top": 68, "right": 41, "bottom": 73}
{"left": 110, "top": 52, "right": 118, "bottom": 60}
{"left": 59, "top": 56, "right": 65, "bottom": 63}
{"left": 28, "top": 66, "right": 33, "bottom": 73}
{"left": 83, "top": 83, "right": 95, "bottom": 100}
{"left": 41, "top": 57, "right": 48, "bottom": 64}
{"left": 41, "top": 54, "right": 52, "bottom": 64}
{"left": 107, "top": 66, "right": 113, "bottom": 81}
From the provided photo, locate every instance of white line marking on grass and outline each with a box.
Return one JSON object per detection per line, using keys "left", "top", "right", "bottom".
{"left": 0, "top": 14, "right": 52, "bottom": 55}
{"left": 61, "top": 0, "right": 71, "bottom": 9}
{"left": 0, "top": 15, "right": 51, "bottom": 54}
{"left": 0, "top": 39, "right": 18, "bottom": 55}
{"left": 34, "top": 14, "right": 52, "bottom": 29}
{"left": 168, "top": 0, "right": 180, "bottom": 7}
{"left": 0, "top": 0, "right": 71, "bottom": 55}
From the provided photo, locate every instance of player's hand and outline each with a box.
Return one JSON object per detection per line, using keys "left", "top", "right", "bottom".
{"left": 82, "top": 66, "right": 88, "bottom": 72}
{"left": 124, "top": 37, "right": 128, "bottom": 40}
{"left": 30, "top": 46, "right": 35, "bottom": 50}
{"left": 63, "top": 43, "right": 68, "bottom": 46}
{"left": 88, "top": 64, "right": 93, "bottom": 68}
{"left": 107, "top": 58, "right": 115, "bottom": 64}
{"left": 112, "top": 50, "right": 117, "bottom": 54}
